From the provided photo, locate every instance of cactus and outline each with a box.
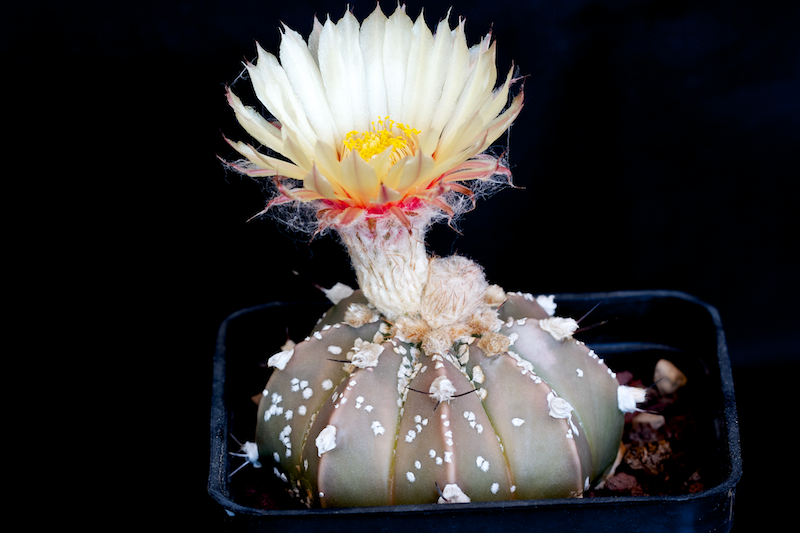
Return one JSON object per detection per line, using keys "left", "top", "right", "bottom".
{"left": 222, "top": 4, "right": 647, "bottom": 508}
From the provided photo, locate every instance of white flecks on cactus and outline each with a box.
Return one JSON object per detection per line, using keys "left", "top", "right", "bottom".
{"left": 429, "top": 376, "right": 458, "bottom": 403}
{"left": 323, "top": 282, "right": 355, "bottom": 304}
{"left": 617, "top": 385, "right": 648, "bottom": 413}
{"left": 535, "top": 294, "right": 557, "bottom": 316}
{"left": 491, "top": 483, "right": 500, "bottom": 494}
{"left": 327, "top": 345, "right": 343, "bottom": 355}
{"left": 576, "top": 368, "right": 584, "bottom": 377}
{"left": 539, "top": 316, "right": 579, "bottom": 341}
{"left": 348, "top": 339, "right": 384, "bottom": 368}
{"left": 476, "top": 456, "right": 490, "bottom": 472}
{"left": 472, "top": 365, "right": 486, "bottom": 384}
{"left": 406, "top": 471, "right": 416, "bottom": 482}
{"left": 268, "top": 348, "right": 294, "bottom": 370}
{"left": 438, "top": 483, "right": 471, "bottom": 504}
{"left": 297, "top": 405, "right": 307, "bottom": 416}
{"left": 302, "top": 387, "right": 314, "bottom": 399}
{"left": 321, "top": 379, "right": 334, "bottom": 391}
{"left": 511, "top": 417, "right": 525, "bottom": 427}
{"left": 315, "top": 425, "right": 337, "bottom": 457}
{"left": 371, "top": 420, "right": 386, "bottom": 436}
{"left": 415, "top": 460, "right": 422, "bottom": 469}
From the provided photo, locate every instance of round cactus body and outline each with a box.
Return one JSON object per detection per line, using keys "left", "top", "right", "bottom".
{"left": 256, "top": 288, "right": 627, "bottom": 508}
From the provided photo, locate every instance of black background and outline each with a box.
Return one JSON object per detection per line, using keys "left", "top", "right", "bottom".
{"left": 8, "top": 0, "right": 796, "bottom": 529}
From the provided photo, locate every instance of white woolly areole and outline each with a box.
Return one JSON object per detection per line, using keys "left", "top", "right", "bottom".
{"left": 429, "top": 376, "right": 458, "bottom": 403}
{"left": 539, "top": 316, "right": 579, "bottom": 341}
{"left": 547, "top": 391, "right": 574, "bottom": 419}
{"left": 420, "top": 255, "right": 488, "bottom": 330}
{"left": 536, "top": 294, "right": 557, "bottom": 316}
{"left": 349, "top": 339, "right": 384, "bottom": 368}
{"left": 547, "top": 391, "right": 580, "bottom": 436}
{"left": 323, "top": 282, "right": 354, "bottom": 304}
{"left": 438, "top": 483, "right": 471, "bottom": 504}
{"left": 315, "top": 425, "right": 337, "bottom": 456}
{"left": 617, "top": 385, "right": 648, "bottom": 413}
{"left": 236, "top": 441, "right": 261, "bottom": 468}
{"left": 267, "top": 349, "right": 294, "bottom": 370}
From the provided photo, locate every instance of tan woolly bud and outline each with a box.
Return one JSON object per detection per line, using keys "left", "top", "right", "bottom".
{"left": 477, "top": 332, "right": 511, "bottom": 356}
{"left": 394, "top": 316, "right": 430, "bottom": 344}
{"left": 466, "top": 307, "right": 503, "bottom": 335}
{"left": 420, "top": 255, "right": 489, "bottom": 330}
{"left": 484, "top": 284, "right": 507, "bottom": 307}
{"left": 421, "top": 327, "right": 455, "bottom": 356}
{"left": 444, "top": 323, "right": 473, "bottom": 343}
{"left": 344, "top": 303, "right": 380, "bottom": 328}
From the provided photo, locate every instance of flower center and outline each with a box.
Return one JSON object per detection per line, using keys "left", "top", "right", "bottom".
{"left": 343, "top": 116, "right": 420, "bottom": 163}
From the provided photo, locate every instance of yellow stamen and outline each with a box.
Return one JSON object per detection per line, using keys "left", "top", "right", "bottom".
{"left": 343, "top": 116, "right": 420, "bottom": 163}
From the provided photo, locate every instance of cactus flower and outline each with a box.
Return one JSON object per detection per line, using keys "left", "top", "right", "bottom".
{"left": 224, "top": 4, "right": 522, "bottom": 227}
{"left": 223, "top": 4, "right": 523, "bottom": 319}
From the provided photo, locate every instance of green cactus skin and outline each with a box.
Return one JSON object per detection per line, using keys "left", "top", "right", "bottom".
{"left": 255, "top": 290, "right": 625, "bottom": 508}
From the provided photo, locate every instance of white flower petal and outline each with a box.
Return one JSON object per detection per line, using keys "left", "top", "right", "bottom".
{"left": 400, "top": 11, "right": 435, "bottom": 128}
{"left": 278, "top": 26, "right": 339, "bottom": 149}
{"left": 224, "top": 138, "right": 307, "bottom": 180}
{"left": 359, "top": 6, "right": 389, "bottom": 122}
{"left": 318, "top": 10, "right": 369, "bottom": 139}
{"left": 226, "top": 88, "right": 284, "bottom": 154}
{"left": 383, "top": 6, "right": 413, "bottom": 119}
{"left": 340, "top": 150, "right": 380, "bottom": 203}
{"left": 302, "top": 165, "right": 338, "bottom": 200}
{"left": 428, "top": 20, "right": 470, "bottom": 147}
{"left": 247, "top": 45, "right": 317, "bottom": 154}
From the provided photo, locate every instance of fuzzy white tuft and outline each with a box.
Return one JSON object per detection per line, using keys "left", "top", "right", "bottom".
{"left": 348, "top": 338, "right": 384, "bottom": 369}
{"left": 267, "top": 348, "right": 294, "bottom": 370}
{"left": 535, "top": 294, "right": 557, "bottom": 316}
{"left": 617, "top": 385, "right": 648, "bottom": 413}
{"left": 438, "top": 483, "right": 471, "bottom": 503}
{"left": 324, "top": 282, "right": 354, "bottom": 304}
{"left": 429, "top": 375, "right": 458, "bottom": 403}
{"left": 315, "top": 425, "right": 337, "bottom": 456}
{"left": 539, "top": 316, "right": 579, "bottom": 341}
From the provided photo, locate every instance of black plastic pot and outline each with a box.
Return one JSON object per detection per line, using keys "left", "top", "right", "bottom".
{"left": 209, "top": 290, "right": 742, "bottom": 532}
